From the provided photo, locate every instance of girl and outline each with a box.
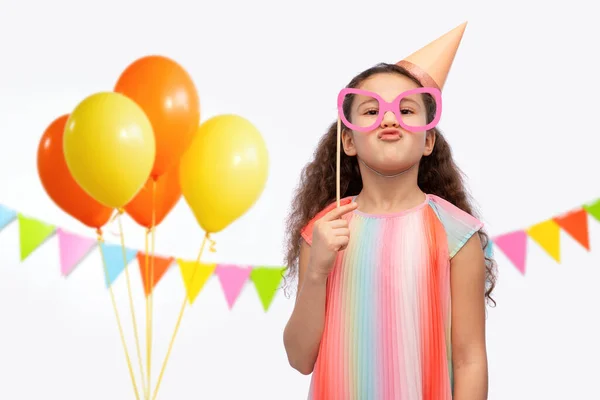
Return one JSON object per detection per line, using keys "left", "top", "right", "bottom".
{"left": 283, "top": 23, "right": 497, "bottom": 400}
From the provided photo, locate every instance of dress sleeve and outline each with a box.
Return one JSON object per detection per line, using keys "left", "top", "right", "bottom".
{"left": 428, "top": 194, "right": 484, "bottom": 258}
{"left": 300, "top": 197, "right": 353, "bottom": 245}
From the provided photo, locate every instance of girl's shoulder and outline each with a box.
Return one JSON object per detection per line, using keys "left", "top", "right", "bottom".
{"left": 300, "top": 197, "right": 353, "bottom": 245}
{"left": 299, "top": 194, "right": 485, "bottom": 258}
{"left": 426, "top": 194, "right": 484, "bottom": 258}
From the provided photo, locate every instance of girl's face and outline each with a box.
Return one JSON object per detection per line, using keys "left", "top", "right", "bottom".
{"left": 341, "top": 72, "right": 435, "bottom": 175}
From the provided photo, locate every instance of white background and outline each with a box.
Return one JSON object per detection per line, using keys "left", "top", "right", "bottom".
{"left": 1, "top": 0, "right": 599, "bottom": 399}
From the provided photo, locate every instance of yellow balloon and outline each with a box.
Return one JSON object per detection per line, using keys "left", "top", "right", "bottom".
{"left": 180, "top": 114, "right": 269, "bottom": 233}
{"left": 63, "top": 92, "right": 156, "bottom": 208}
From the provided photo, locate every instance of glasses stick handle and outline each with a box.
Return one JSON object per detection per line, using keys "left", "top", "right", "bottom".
{"left": 336, "top": 117, "right": 341, "bottom": 208}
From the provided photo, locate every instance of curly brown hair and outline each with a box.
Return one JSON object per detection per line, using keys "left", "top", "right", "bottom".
{"left": 283, "top": 62, "right": 497, "bottom": 306}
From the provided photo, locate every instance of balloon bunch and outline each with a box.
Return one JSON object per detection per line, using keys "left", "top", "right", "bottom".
{"left": 36, "top": 55, "right": 269, "bottom": 399}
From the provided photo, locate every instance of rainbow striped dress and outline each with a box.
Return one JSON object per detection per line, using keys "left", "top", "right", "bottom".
{"left": 300, "top": 194, "right": 483, "bottom": 400}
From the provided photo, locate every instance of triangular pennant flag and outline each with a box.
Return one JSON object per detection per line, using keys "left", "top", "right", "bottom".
{"left": 177, "top": 259, "right": 217, "bottom": 304}
{"left": 215, "top": 264, "right": 252, "bottom": 309}
{"left": 250, "top": 266, "right": 286, "bottom": 311}
{"left": 99, "top": 243, "right": 137, "bottom": 287}
{"left": 0, "top": 204, "right": 17, "bottom": 231}
{"left": 137, "top": 253, "right": 174, "bottom": 296}
{"left": 18, "top": 213, "right": 56, "bottom": 261}
{"left": 492, "top": 230, "right": 528, "bottom": 274}
{"left": 583, "top": 199, "right": 600, "bottom": 223}
{"left": 57, "top": 228, "right": 97, "bottom": 276}
{"left": 526, "top": 219, "right": 561, "bottom": 262}
{"left": 553, "top": 209, "right": 590, "bottom": 251}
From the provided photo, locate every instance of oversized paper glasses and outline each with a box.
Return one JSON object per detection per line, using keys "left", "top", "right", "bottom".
{"left": 337, "top": 87, "right": 442, "bottom": 132}
{"left": 334, "top": 87, "right": 442, "bottom": 207}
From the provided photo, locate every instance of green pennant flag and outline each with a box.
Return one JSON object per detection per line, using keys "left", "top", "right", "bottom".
{"left": 583, "top": 199, "right": 600, "bottom": 222}
{"left": 18, "top": 214, "right": 56, "bottom": 261}
{"left": 250, "top": 266, "right": 286, "bottom": 311}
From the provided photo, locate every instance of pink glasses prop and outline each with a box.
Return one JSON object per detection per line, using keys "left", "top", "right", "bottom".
{"left": 337, "top": 87, "right": 442, "bottom": 133}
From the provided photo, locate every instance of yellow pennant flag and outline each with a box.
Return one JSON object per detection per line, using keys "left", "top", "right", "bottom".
{"left": 177, "top": 259, "right": 216, "bottom": 304}
{"left": 526, "top": 219, "right": 561, "bottom": 262}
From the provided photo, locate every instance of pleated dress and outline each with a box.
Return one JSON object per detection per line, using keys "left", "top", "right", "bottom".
{"left": 300, "top": 194, "right": 483, "bottom": 400}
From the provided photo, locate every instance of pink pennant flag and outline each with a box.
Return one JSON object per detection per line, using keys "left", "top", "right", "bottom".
{"left": 492, "top": 230, "right": 528, "bottom": 275}
{"left": 57, "top": 228, "right": 97, "bottom": 276}
{"left": 215, "top": 264, "right": 252, "bottom": 309}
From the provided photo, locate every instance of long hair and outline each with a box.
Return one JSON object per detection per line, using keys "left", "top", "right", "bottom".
{"left": 283, "top": 63, "right": 497, "bottom": 306}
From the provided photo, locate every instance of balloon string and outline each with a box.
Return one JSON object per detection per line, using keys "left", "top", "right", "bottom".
{"left": 107, "top": 209, "right": 123, "bottom": 237}
{"left": 152, "top": 232, "right": 212, "bottom": 400}
{"left": 148, "top": 179, "right": 157, "bottom": 400}
{"left": 116, "top": 210, "right": 147, "bottom": 396}
{"left": 97, "top": 229, "right": 141, "bottom": 400}
{"left": 143, "top": 228, "right": 151, "bottom": 400}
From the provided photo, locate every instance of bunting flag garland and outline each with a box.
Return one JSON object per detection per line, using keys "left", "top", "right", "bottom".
{"left": 553, "top": 209, "right": 590, "bottom": 251}
{"left": 1, "top": 196, "right": 599, "bottom": 307}
{"left": 100, "top": 243, "right": 138, "bottom": 287}
{"left": 215, "top": 264, "right": 253, "bottom": 309}
{"left": 526, "top": 220, "right": 561, "bottom": 263}
{"left": 583, "top": 199, "right": 600, "bottom": 222}
{"left": 137, "top": 253, "right": 174, "bottom": 296}
{"left": 0, "top": 205, "right": 16, "bottom": 231}
{"left": 250, "top": 266, "right": 286, "bottom": 311}
{"left": 57, "top": 228, "right": 97, "bottom": 276}
{"left": 178, "top": 259, "right": 217, "bottom": 304}
{"left": 488, "top": 198, "right": 597, "bottom": 274}
{"left": 492, "top": 230, "right": 528, "bottom": 275}
{"left": 0, "top": 203, "right": 287, "bottom": 312}
{"left": 18, "top": 213, "right": 56, "bottom": 261}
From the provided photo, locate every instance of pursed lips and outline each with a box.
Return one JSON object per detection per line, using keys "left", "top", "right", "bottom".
{"left": 378, "top": 128, "right": 402, "bottom": 141}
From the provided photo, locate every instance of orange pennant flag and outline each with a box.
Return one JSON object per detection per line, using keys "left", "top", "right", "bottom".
{"left": 526, "top": 219, "right": 561, "bottom": 262}
{"left": 137, "top": 253, "right": 174, "bottom": 296}
{"left": 553, "top": 209, "right": 590, "bottom": 251}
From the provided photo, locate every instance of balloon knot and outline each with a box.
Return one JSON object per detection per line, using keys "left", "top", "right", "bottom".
{"left": 208, "top": 237, "right": 217, "bottom": 253}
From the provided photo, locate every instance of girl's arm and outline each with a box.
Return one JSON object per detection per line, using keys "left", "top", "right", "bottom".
{"left": 450, "top": 233, "right": 489, "bottom": 400}
{"left": 283, "top": 240, "right": 328, "bottom": 375}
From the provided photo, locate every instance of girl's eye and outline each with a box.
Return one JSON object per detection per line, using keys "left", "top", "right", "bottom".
{"left": 364, "top": 109, "right": 378, "bottom": 115}
{"left": 400, "top": 108, "right": 414, "bottom": 115}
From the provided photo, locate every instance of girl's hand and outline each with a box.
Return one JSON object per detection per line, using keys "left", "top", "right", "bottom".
{"left": 308, "top": 202, "right": 358, "bottom": 279}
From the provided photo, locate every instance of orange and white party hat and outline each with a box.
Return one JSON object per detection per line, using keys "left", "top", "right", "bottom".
{"left": 396, "top": 22, "right": 467, "bottom": 90}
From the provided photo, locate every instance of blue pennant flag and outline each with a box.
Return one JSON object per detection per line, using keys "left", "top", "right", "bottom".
{"left": 100, "top": 243, "right": 138, "bottom": 287}
{"left": 0, "top": 205, "right": 17, "bottom": 231}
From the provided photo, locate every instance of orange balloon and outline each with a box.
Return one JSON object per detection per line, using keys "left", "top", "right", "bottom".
{"left": 37, "top": 115, "right": 113, "bottom": 229}
{"left": 125, "top": 163, "right": 182, "bottom": 228}
{"left": 114, "top": 55, "right": 200, "bottom": 180}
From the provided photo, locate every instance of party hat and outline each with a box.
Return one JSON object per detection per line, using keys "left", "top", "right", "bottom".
{"left": 396, "top": 22, "right": 467, "bottom": 90}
